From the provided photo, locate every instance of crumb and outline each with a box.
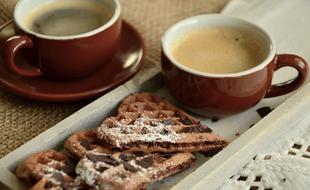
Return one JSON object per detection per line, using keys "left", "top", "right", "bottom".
{"left": 256, "top": 107, "right": 273, "bottom": 118}
{"left": 249, "top": 124, "right": 255, "bottom": 128}
{"left": 211, "top": 117, "right": 220, "bottom": 122}
{"left": 235, "top": 133, "right": 240, "bottom": 137}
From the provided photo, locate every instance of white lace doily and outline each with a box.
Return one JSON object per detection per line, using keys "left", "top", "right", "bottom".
{"left": 220, "top": 123, "right": 310, "bottom": 190}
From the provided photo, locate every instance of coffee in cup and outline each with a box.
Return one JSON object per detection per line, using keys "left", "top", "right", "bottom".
{"left": 161, "top": 14, "right": 308, "bottom": 116}
{"left": 2, "top": 0, "right": 121, "bottom": 79}
{"left": 23, "top": 0, "right": 113, "bottom": 37}
{"left": 171, "top": 27, "right": 268, "bottom": 74}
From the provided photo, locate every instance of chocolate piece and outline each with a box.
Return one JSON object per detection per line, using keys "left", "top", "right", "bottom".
{"left": 97, "top": 166, "right": 108, "bottom": 172}
{"left": 123, "top": 162, "right": 138, "bottom": 172}
{"left": 134, "top": 152, "right": 145, "bottom": 157}
{"left": 62, "top": 157, "right": 77, "bottom": 175}
{"left": 51, "top": 172, "right": 65, "bottom": 184}
{"left": 80, "top": 140, "right": 92, "bottom": 151}
{"left": 60, "top": 165, "right": 75, "bottom": 175}
{"left": 135, "top": 155, "right": 154, "bottom": 168}
{"left": 119, "top": 153, "right": 135, "bottom": 161}
{"left": 160, "top": 128, "right": 170, "bottom": 135}
{"left": 86, "top": 153, "right": 119, "bottom": 166}
{"left": 256, "top": 107, "right": 273, "bottom": 118}
{"left": 76, "top": 151, "right": 196, "bottom": 190}
{"left": 160, "top": 153, "right": 173, "bottom": 159}
{"left": 180, "top": 118, "right": 193, "bottom": 125}
{"left": 180, "top": 124, "right": 212, "bottom": 133}
{"left": 162, "top": 119, "right": 175, "bottom": 125}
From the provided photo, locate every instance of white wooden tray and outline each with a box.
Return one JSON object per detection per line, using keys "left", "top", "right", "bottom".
{"left": 0, "top": 67, "right": 309, "bottom": 190}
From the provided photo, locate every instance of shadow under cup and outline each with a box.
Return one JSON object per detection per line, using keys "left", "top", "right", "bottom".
{"left": 2, "top": 0, "right": 122, "bottom": 79}
{"left": 161, "top": 14, "right": 308, "bottom": 117}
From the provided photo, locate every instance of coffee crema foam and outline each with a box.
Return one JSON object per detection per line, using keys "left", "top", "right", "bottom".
{"left": 171, "top": 27, "right": 267, "bottom": 74}
{"left": 23, "top": 0, "right": 113, "bottom": 37}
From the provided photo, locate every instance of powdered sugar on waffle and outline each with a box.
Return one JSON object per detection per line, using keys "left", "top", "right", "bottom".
{"left": 97, "top": 114, "right": 182, "bottom": 147}
{"left": 76, "top": 151, "right": 196, "bottom": 190}
{"left": 76, "top": 151, "right": 154, "bottom": 189}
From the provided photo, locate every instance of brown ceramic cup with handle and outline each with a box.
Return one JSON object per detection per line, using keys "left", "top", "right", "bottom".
{"left": 161, "top": 14, "right": 308, "bottom": 117}
{"left": 1, "top": 0, "right": 122, "bottom": 79}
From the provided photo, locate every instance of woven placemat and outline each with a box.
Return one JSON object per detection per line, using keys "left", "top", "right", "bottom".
{"left": 0, "top": 0, "right": 229, "bottom": 158}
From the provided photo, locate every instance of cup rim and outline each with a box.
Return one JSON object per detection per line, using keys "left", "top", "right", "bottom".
{"left": 161, "top": 14, "right": 277, "bottom": 78}
{"left": 14, "top": 0, "right": 121, "bottom": 40}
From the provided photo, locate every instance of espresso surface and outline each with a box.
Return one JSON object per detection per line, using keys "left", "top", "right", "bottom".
{"left": 23, "top": 0, "right": 112, "bottom": 36}
{"left": 171, "top": 27, "right": 266, "bottom": 74}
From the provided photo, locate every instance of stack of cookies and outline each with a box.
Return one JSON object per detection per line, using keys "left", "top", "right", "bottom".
{"left": 16, "top": 93, "right": 228, "bottom": 190}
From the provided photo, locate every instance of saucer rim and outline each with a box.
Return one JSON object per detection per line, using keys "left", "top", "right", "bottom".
{"left": 0, "top": 20, "right": 145, "bottom": 102}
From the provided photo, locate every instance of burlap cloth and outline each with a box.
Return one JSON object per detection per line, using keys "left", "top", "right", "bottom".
{"left": 0, "top": 0, "right": 229, "bottom": 158}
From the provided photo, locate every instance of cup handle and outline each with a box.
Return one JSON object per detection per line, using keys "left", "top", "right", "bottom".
{"left": 265, "top": 54, "right": 309, "bottom": 98}
{"left": 2, "top": 35, "right": 43, "bottom": 77}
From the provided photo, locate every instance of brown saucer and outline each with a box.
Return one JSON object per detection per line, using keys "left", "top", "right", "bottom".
{"left": 0, "top": 20, "right": 145, "bottom": 102}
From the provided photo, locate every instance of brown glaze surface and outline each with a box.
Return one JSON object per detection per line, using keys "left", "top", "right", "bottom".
{"left": 2, "top": 18, "right": 122, "bottom": 79}
{"left": 0, "top": 20, "right": 145, "bottom": 102}
{"left": 161, "top": 52, "right": 308, "bottom": 116}
{"left": 265, "top": 54, "right": 309, "bottom": 97}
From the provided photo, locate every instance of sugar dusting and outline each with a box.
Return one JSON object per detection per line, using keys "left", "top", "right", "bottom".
{"left": 97, "top": 114, "right": 181, "bottom": 147}
{"left": 76, "top": 151, "right": 162, "bottom": 189}
{"left": 76, "top": 151, "right": 195, "bottom": 189}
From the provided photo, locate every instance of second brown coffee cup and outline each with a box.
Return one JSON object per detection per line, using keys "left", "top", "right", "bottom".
{"left": 1, "top": 0, "right": 122, "bottom": 79}
{"left": 161, "top": 14, "right": 309, "bottom": 116}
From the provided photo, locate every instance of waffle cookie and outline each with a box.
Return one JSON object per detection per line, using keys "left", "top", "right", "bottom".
{"left": 15, "top": 150, "right": 73, "bottom": 184}
{"left": 15, "top": 150, "right": 85, "bottom": 189}
{"left": 76, "top": 150, "right": 195, "bottom": 190}
{"left": 97, "top": 112, "right": 226, "bottom": 153}
{"left": 64, "top": 130, "right": 112, "bottom": 159}
{"left": 118, "top": 93, "right": 199, "bottom": 124}
{"left": 29, "top": 173, "right": 85, "bottom": 190}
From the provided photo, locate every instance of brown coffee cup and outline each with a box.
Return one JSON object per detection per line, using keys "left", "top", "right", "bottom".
{"left": 161, "top": 15, "right": 308, "bottom": 116}
{"left": 1, "top": 0, "right": 122, "bottom": 79}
